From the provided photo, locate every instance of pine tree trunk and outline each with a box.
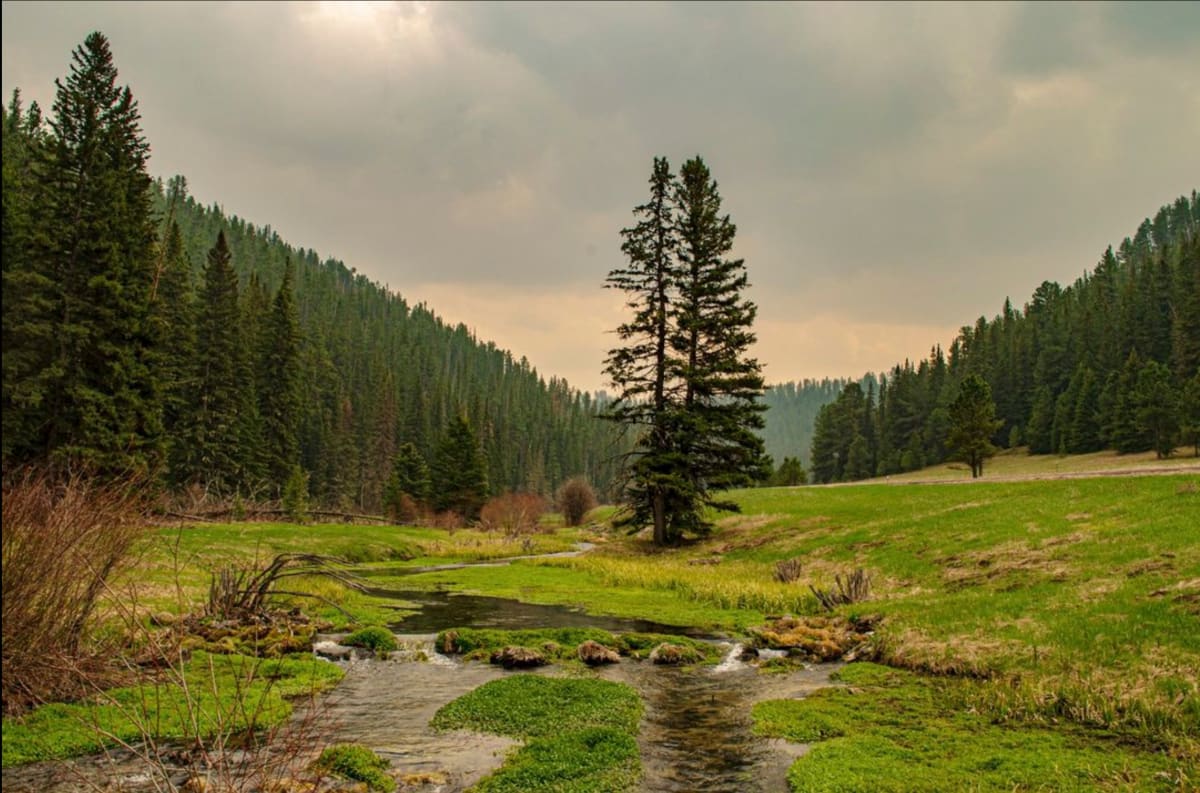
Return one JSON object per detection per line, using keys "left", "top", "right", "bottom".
{"left": 653, "top": 490, "right": 666, "bottom": 546}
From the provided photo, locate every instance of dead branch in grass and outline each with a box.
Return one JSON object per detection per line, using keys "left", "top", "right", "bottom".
{"left": 810, "top": 568, "right": 872, "bottom": 611}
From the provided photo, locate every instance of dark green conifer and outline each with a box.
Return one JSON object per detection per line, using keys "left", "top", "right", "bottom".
{"left": 8, "top": 32, "right": 161, "bottom": 474}
{"left": 153, "top": 221, "right": 197, "bottom": 457}
{"left": 1135, "top": 360, "right": 1179, "bottom": 459}
{"left": 175, "top": 231, "right": 248, "bottom": 493}
{"left": 668, "top": 155, "right": 767, "bottom": 532}
{"left": 603, "top": 156, "right": 682, "bottom": 545}
{"left": 431, "top": 415, "right": 488, "bottom": 518}
{"left": 383, "top": 442, "right": 432, "bottom": 521}
{"left": 260, "top": 259, "right": 302, "bottom": 495}
{"left": 947, "top": 374, "right": 1003, "bottom": 478}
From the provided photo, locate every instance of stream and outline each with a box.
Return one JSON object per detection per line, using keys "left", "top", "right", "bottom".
{"left": 3, "top": 548, "right": 832, "bottom": 792}
{"left": 321, "top": 560, "right": 834, "bottom": 792}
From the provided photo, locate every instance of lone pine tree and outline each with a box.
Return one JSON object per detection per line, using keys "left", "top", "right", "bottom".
{"left": 947, "top": 374, "right": 1003, "bottom": 478}
{"left": 605, "top": 156, "right": 765, "bottom": 544}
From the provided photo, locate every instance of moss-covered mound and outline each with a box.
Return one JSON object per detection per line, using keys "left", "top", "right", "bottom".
{"left": 432, "top": 675, "right": 643, "bottom": 792}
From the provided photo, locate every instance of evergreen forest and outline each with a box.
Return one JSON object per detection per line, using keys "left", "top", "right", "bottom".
{"left": 807, "top": 195, "right": 1200, "bottom": 483}
{"left": 0, "top": 33, "right": 621, "bottom": 513}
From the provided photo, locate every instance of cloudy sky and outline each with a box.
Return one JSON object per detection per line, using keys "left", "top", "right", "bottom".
{"left": 3, "top": 2, "right": 1198, "bottom": 392}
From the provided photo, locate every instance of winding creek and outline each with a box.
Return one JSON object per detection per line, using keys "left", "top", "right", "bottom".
{"left": 4, "top": 547, "right": 835, "bottom": 792}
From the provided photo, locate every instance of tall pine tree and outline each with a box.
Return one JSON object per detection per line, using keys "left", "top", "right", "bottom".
{"left": 174, "top": 231, "right": 250, "bottom": 493}
{"left": 670, "top": 155, "right": 767, "bottom": 529}
{"left": 6, "top": 32, "right": 161, "bottom": 474}
{"left": 260, "top": 259, "right": 302, "bottom": 495}
{"left": 603, "top": 157, "right": 683, "bottom": 544}
{"left": 605, "top": 156, "right": 766, "bottom": 543}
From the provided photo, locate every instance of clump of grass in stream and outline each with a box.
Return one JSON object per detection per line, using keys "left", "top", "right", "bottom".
{"left": 436, "top": 627, "right": 718, "bottom": 664}
{"left": 753, "top": 663, "right": 1191, "bottom": 792}
{"left": 343, "top": 626, "right": 398, "bottom": 654}
{"left": 432, "top": 675, "right": 642, "bottom": 792}
{"left": 312, "top": 743, "right": 396, "bottom": 792}
{"left": 1, "top": 651, "right": 343, "bottom": 767}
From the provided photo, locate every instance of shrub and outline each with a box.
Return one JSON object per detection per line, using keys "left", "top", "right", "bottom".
{"left": 343, "top": 626, "right": 398, "bottom": 654}
{"left": 774, "top": 557, "right": 804, "bottom": 583}
{"left": 478, "top": 492, "right": 546, "bottom": 536}
{"left": 810, "top": 569, "right": 872, "bottom": 611}
{"left": 432, "top": 510, "right": 466, "bottom": 531}
{"left": 556, "top": 477, "right": 598, "bottom": 527}
{"left": 1, "top": 469, "right": 148, "bottom": 715}
{"left": 312, "top": 743, "right": 396, "bottom": 792}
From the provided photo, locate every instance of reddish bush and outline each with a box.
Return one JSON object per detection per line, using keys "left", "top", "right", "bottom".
{"left": 556, "top": 477, "right": 598, "bottom": 527}
{"left": 1, "top": 468, "right": 148, "bottom": 715}
{"left": 432, "top": 510, "right": 466, "bottom": 531}
{"left": 478, "top": 492, "right": 547, "bottom": 536}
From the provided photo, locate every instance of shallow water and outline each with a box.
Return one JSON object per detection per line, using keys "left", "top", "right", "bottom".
{"left": 320, "top": 653, "right": 520, "bottom": 790}
{"left": 602, "top": 657, "right": 830, "bottom": 792}
{"left": 314, "top": 641, "right": 832, "bottom": 793}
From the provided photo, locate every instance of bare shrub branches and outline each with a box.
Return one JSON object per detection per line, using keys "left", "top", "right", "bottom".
{"left": 2, "top": 468, "right": 149, "bottom": 715}
{"left": 810, "top": 568, "right": 872, "bottom": 611}
{"left": 478, "top": 492, "right": 546, "bottom": 536}
{"left": 773, "top": 557, "right": 804, "bottom": 584}
{"left": 206, "top": 553, "right": 365, "bottom": 621}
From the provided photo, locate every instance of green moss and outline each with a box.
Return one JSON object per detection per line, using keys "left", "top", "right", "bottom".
{"left": 2, "top": 652, "right": 343, "bottom": 767}
{"left": 438, "top": 627, "right": 618, "bottom": 659}
{"left": 432, "top": 675, "right": 641, "bottom": 738}
{"left": 473, "top": 727, "right": 640, "bottom": 793}
{"left": 753, "top": 663, "right": 1185, "bottom": 792}
{"left": 344, "top": 626, "right": 398, "bottom": 653}
{"left": 312, "top": 743, "right": 396, "bottom": 792}
{"left": 433, "top": 676, "right": 643, "bottom": 793}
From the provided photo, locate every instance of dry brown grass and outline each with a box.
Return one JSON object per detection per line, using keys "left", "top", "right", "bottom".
{"left": 939, "top": 539, "right": 1077, "bottom": 590}
{"left": 1, "top": 468, "right": 149, "bottom": 715}
{"left": 749, "top": 615, "right": 873, "bottom": 661}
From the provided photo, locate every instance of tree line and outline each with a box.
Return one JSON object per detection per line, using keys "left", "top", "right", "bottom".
{"left": 2, "top": 32, "right": 622, "bottom": 512}
{"left": 809, "top": 193, "right": 1200, "bottom": 483}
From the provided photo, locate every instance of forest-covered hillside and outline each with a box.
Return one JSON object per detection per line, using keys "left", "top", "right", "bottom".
{"left": 759, "top": 377, "right": 864, "bottom": 468}
{"left": 158, "top": 184, "right": 623, "bottom": 507}
{"left": 807, "top": 193, "right": 1200, "bottom": 483}
{"left": 0, "top": 34, "right": 620, "bottom": 511}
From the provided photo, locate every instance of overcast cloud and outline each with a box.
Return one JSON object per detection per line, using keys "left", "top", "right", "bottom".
{"left": 3, "top": 1, "right": 1198, "bottom": 392}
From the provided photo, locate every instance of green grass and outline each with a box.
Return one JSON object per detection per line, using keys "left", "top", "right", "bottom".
{"left": 1, "top": 651, "right": 343, "bottom": 767}
{"left": 124, "top": 521, "right": 584, "bottom": 629}
{"left": 344, "top": 626, "right": 398, "bottom": 653}
{"left": 376, "top": 560, "right": 757, "bottom": 631}
{"left": 432, "top": 675, "right": 643, "bottom": 792}
{"left": 312, "top": 743, "right": 396, "bottom": 792}
{"left": 45, "top": 471, "right": 1194, "bottom": 777}
{"left": 753, "top": 663, "right": 1191, "bottom": 792}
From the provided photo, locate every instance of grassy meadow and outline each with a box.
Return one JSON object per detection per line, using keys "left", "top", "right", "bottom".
{"left": 5, "top": 468, "right": 1197, "bottom": 788}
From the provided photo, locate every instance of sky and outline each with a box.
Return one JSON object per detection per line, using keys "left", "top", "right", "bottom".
{"left": 3, "top": 2, "right": 1198, "bottom": 393}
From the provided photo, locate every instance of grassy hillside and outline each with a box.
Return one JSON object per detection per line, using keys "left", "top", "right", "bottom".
{"left": 870, "top": 446, "right": 1199, "bottom": 483}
